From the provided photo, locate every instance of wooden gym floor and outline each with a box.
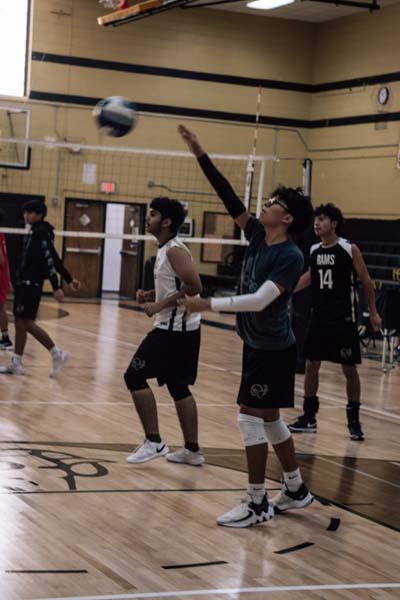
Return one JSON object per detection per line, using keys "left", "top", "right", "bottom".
{"left": 0, "top": 299, "right": 399, "bottom": 600}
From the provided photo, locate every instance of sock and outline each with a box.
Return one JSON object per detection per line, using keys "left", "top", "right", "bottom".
{"left": 185, "top": 442, "right": 199, "bottom": 453}
{"left": 12, "top": 353, "right": 22, "bottom": 365}
{"left": 1, "top": 330, "right": 10, "bottom": 341}
{"left": 147, "top": 434, "right": 162, "bottom": 443}
{"left": 284, "top": 468, "right": 303, "bottom": 492}
{"left": 346, "top": 402, "right": 360, "bottom": 425}
{"left": 303, "top": 396, "right": 319, "bottom": 419}
{"left": 247, "top": 483, "right": 266, "bottom": 504}
{"left": 50, "top": 346, "right": 60, "bottom": 358}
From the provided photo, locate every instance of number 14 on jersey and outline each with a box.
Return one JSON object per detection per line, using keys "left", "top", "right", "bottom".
{"left": 318, "top": 268, "right": 333, "bottom": 289}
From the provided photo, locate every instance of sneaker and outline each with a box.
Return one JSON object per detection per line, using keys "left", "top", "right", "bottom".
{"left": 0, "top": 339, "right": 13, "bottom": 351}
{"left": 288, "top": 414, "right": 317, "bottom": 433}
{"left": 49, "top": 350, "right": 71, "bottom": 378}
{"left": 0, "top": 361, "right": 25, "bottom": 375}
{"left": 270, "top": 482, "right": 313, "bottom": 513}
{"left": 216, "top": 494, "right": 274, "bottom": 528}
{"left": 126, "top": 439, "right": 169, "bottom": 464}
{"left": 166, "top": 447, "right": 205, "bottom": 466}
{"left": 348, "top": 422, "right": 364, "bottom": 441}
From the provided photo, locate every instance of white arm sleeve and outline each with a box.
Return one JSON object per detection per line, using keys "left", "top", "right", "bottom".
{"left": 210, "top": 280, "right": 281, "bottom": 313}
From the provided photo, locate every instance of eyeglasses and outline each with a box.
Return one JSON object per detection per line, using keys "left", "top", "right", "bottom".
{"left": 265, "top": 198, "right": 290, "bottom": 212}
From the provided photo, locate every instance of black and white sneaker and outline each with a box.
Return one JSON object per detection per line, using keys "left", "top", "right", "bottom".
{"left": 217, "top": 494, "right": 274, "bottom": 528}
{"left": 288, "top": 414, "right": 317, "bottom": 433}
{"left": 348, "top": 422, "right": 364, "bottom": 441}
{"left": 270, "top": 483, "right": 313, "bottom": 513}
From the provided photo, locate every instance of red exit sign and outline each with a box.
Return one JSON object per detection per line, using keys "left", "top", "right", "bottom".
{"left": 100, "top": 181, "right": 116, "bottom": 193}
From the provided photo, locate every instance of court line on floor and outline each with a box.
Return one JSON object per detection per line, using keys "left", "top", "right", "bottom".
{"left": 37, "top": 322, "right": 400, "bottom": 422}
{"left": 37, "top": 582, "right": 400, "bottom": 600}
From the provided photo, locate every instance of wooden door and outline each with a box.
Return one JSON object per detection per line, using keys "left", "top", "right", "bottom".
{"left": 63, "top": 199, "right": 105, "bottom": 297}
{"left": 119, "top": 204, "right": 145, "bottom": 298}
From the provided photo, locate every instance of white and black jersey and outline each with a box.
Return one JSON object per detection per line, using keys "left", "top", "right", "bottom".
{"left": 309, "top": 238, "right": 357, "bottom": 324}
{"left": 153, "top": 237, "right": 201, "bottom": 332}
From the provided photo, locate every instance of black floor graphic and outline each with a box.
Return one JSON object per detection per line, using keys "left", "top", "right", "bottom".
{"left": 274, "top": 542, "right": 315, "bottom": 554}
{"left": 0, "top": 441, "right": 399, "bottom": 532}
{"left": 326, "top": 518, "right": 341, "bottom": 531}
{"left": 6, "top": 570, "right": 88, "bottom": 574}
{"left": 162, "top": 561, "right": 227, "bottom": 570}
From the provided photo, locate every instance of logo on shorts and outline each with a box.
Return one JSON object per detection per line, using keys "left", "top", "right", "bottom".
{"left": 130, "top": 357, "right": 146, "bottom": 371}
{"left": 15, "top": 304, "right": 25, "bottom": 315}
{"left": 340, "top": 348, "right": 352, "bottom": 359}
{"left": 250, "top": 384, "right": 269, "bottom": 399}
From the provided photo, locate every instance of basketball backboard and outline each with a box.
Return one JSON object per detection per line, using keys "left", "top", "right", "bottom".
{"left": 0, "top": 106, "right": 31, "bottom": 169}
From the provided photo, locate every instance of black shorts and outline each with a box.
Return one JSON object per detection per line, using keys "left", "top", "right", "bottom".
{"left": 237, "top": 342, "right": 297, "bottom": 409}
{"left": 13, "top": 282, "right": 42, "bottom": 321}
{"left": 126, "top": 327, "right": 201, "bottom": 387}
{"left": 304, "top": 317, "right": 361, "bottom": 365}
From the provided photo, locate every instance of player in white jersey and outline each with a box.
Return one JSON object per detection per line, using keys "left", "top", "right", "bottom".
{"left": 289, "top": 204, "right": 381, "bottom": 440}
{"left": 124, "top": 197, "right": 204, "bottom": 466}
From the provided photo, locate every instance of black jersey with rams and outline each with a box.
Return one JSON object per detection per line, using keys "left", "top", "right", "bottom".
{"left": 309, "top": 238, "right": 357, "bottom": 324}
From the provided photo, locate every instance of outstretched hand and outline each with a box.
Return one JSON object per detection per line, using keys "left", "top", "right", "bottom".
{"left": 178, "top": 125, "right": 205, "bottom": 158}
{"left": 177, "top": 295, "right": 211, "bottom": 314}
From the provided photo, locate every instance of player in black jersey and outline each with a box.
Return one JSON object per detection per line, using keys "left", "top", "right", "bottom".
{"left": 179, "top": 125, "right": 313, "bottom": 528}
{"left": 289, "top": 204, "right": 381, "bottom": 440}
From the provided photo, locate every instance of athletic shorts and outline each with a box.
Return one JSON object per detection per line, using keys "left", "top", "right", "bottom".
{"left": 13, "top": 282, "right": 42, "bottom": 321}
{"left": 304, "top": 317, "right": 361, "bottom": 365}
{"left": 237, "top": 342, "right": 297, "bottom": 409}
{"left": 126, "top": 327, "right": 201, "bottom": 387}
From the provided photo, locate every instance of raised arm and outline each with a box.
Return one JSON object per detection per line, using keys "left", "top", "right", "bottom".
{"left": 352, "top": 244, "right": 381, "bottom": 331}
{"left": 178, "top": 125, "right": 251, "bottom": 231}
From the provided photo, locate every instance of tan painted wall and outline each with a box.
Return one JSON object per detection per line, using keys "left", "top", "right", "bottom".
{"left": 310, "top": 5, "right": 400, "bottom": 217}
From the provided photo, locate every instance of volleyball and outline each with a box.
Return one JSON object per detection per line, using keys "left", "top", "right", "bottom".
{"left": 93, "top": 96, "right": 138, "bottom": 137}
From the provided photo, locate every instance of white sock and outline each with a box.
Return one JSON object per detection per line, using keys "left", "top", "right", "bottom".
{"left": 50, "top": 346, "right": 60, "bottom": 358}
{"left": 284, "top": 468, "right": 303, "bottom": 492}
{"left": 247, "top": 483, "right": 265, "bottom": 504}
{"left": 12, "top": 353, "right": 22, "bottom": 365}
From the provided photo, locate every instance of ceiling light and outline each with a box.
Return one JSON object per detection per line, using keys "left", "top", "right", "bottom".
{"left": 247, "top": 0, "right": 295, "bottom": 10}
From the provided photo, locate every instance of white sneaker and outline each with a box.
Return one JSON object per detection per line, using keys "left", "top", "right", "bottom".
{"left": 49, "top": 350, "right": 71, "bottom": 378}
{"left": 0, "top": 361, "right": 25, "bottom": 375}
{"left": 126, "top": 439, "right": 169, "bottom": 464}
{"left": 166, "top": 447, "right": 205, "bottom": 466}
{"left": 270, "top": 482, "right": 313, "bottom": 513}
{"left": 216, "top": 495, "right": 274, "bottom": 528}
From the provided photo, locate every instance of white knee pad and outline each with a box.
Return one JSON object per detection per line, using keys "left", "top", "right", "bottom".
{"left": 264, "top": 418, "right": 291, "bottom": 445}
{"left": 237, "top": 413, "right": 268, "bottom": 447}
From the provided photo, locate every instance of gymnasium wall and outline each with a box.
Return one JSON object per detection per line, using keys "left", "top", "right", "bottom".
{"left": 310, "top": 5, "right": 400, "bottom": 218}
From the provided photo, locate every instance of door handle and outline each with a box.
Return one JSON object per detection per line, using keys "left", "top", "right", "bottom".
{"left": 66, "top": 247, "right": 102, "bottom": 255}
{"left": 120, "top": 250, "right": 137, "bottom": 256}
